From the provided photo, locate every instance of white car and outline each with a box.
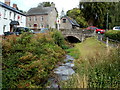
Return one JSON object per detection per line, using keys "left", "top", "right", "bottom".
{"left": 113, "top": 26, "right": 120, "bottom": 30}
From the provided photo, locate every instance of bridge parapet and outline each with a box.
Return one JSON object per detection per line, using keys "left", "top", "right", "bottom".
{"left": 60, "top": 29, "right": 96, "bottom": 42}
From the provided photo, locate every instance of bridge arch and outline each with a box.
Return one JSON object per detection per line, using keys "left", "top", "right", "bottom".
{"left": 65, "top": 35, "right": 81, "bottom": 43}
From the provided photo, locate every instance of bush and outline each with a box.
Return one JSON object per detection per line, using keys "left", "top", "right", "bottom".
{"left": 105, "top": 30, "right": 120, "bottom": 41}
{"left": 52, "top": 30, "right": 64, "bottom": 46}
{"left": 52, "top": 30, "right": 68, "bottom": 49}
{"left": 2, "top": 32, "right": 66, "bottom": 88}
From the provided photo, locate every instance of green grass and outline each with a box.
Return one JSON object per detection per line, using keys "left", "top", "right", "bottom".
{"left": 61, "top": 37, "right": 120, "bottom": 88}
{"left": 65, "top": 48, "right": 80, "bottom": 59}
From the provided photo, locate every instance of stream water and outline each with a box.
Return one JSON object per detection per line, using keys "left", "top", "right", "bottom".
{"left": 47, "top": 55, "right": 75, "bottom": 88}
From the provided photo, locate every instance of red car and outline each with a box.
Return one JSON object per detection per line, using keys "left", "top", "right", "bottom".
{"left": 86, "top": 26, "right": 97, "bottom": 30}
{"left": 86, "top": 26, "right": 105, "bottom": 34}
{"left": 96, "top": 28, "right": 105, "bottom": 34}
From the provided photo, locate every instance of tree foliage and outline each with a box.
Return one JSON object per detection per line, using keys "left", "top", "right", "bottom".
{"left": 79, "top": 2, "right": 120, "bottom": 29}
{"left": 38, "top": 2, "right": 54, "bottom": 7}
{"left": 67, "top": 8, "right": 88, "bottom": 27}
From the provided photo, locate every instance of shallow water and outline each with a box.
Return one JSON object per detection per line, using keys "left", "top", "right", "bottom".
{"left": 48, "top": 55, "right": 75, "bottom": 88}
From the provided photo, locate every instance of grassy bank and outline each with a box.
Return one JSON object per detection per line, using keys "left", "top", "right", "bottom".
{"left": 2, "top": 31, "right": 67, "bottom": 88}
{"left": 61, "top": 37, "right": 120, "bottom": 88}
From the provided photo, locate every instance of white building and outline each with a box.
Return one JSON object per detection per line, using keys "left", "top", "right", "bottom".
{"left": 0, "top": 0, "right": 26, "bottom": 35}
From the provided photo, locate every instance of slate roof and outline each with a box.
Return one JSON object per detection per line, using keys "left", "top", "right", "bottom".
{"left": 0, "top": 1, "right": 25, "bottom": 16}
{"left": 62, "top": 16, "right": 80, "bottom": 27}
{"left": 26, "top": 7, "right": 57, "bottom": 16}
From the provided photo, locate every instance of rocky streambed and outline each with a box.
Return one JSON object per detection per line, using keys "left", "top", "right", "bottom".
{"left": 47, "top": 55, "right": 75, "bottom": 88}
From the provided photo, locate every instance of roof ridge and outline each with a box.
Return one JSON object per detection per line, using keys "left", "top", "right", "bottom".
{"left": 0, "top": 1, "right": 25, "bottom": 16}
{"left": 61, "top": 16, "right": 80, "bottom": 27}
{"left": 26, "top": 6, "right": 56, "bottom": 16}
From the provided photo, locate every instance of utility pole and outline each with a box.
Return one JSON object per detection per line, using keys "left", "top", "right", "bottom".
{"left": 106, "top": 12, "right": 108, "bottom": 31}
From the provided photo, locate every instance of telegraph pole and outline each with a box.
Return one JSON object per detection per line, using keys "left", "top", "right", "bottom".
{"left": 106, "top": 12, "right": 108, "bottom": 31}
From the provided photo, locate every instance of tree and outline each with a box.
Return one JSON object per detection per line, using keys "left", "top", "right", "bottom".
{"left": 79, "top": 2, "right": 120, "bottom": 29}
{"left": 80, "top": 2, "right": 109, "bottom": 27}
{"left": 67, "top": 8, "right": 88, "bottom": 27}
{"left": 38, "top": 2, "right": 54, "bottom": 7}
{"left": 108, "top": 2, "right": 120, "bottom": 29}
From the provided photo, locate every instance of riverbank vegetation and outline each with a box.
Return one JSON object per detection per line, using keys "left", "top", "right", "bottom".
{"left": 2, "top": 30, "right": 67, "bottom": 88}
{"left": 2, "top": 31, "right": 120, "bottom": 88}
{"left": 61, "top": 37, "right": 120, "bottom": 88}
{"left": 105, "top": 30, "right": 120, "bottom": 41}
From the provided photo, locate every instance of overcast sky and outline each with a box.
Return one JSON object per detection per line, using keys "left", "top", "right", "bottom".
{"left": 0, "top": 0, "right": 80, "bottom": 15}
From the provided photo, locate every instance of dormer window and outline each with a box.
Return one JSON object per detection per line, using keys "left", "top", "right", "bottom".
{"left": 63, "top": 19, "right": 66, "bottom": 23}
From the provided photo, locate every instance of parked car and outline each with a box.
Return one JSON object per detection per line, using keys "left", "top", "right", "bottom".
{"left": 113, "top": 26, "right": 120, "bottom": 30}
{"left": 4, "top": 32, "right": 14, "bottom": 36}
{"left": 86, "top": 26, "right": 98, "bottom": 30}
{"left": 33, "top": 28, "right": 49, "bottom": 34}
{"left": 96, "top": 28, "right": 105, "bottom": 34}
{"left": 40, "top": 28, "right": 49, "bottom": 33}
{"left": 4, "top": 27, "right": 32, "bottom": 36}
{"left": 86, "top": 26, "right": 105, "bottom": 34}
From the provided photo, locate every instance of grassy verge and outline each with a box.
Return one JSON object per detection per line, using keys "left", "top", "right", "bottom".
{"left": 61, "top": 37, "right": 120, "bottom": 88}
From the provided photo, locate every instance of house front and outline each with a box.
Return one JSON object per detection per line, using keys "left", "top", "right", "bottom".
{"left": 0, "top": 0, "right": 26, "bottom": 35}
{"left": 26, "top": 4, "right": 58, "bottom": 30}
{"left": 60, "top": 16, "right": 80, "bottom": 30}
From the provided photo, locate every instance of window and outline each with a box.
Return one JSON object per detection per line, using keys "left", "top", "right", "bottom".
{"left": 72, "top": 26, "right": 76, "bottom": 29}
{"left": 21, "top": 16, "right": 22, "bottom": 22}
{"left": 47, "top": 25, "right": 49, "bottom": 28}
{"left": 28, "top": 17, "right": 31, "bottom": 21}
{"left": 9, "top": 12, "right": 11, "bottom": 20}
{"left": 63, "top": 19, "right": 66, "bottom": 23}
{"left": 0, "top": 12, "right": 1, "bottom": 19}
{"left": 41, "top": 24, "right": 43, "bottom": 28}
{"left": 34, "top": 16, "right": 37, "bottom": 21}
{"left": 3, "top": 25, "right": 6, "bottom": 32}
{"left": 41, "top": 16, "right": 43, "bottom": 21}
{"left": 4, "top": 9, "right": 7, "bottom": 19}
{"left": 29, "top": 24, "right": 31, "bottom": 27}
{"left": 14, "top": 13, "right": 16, "bottom": 20}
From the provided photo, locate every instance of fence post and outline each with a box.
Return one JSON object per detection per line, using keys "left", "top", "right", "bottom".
{"left": 100, "top": 35, "right": 103, "bottom": 41}
{"left": 82, "top": 34, "right": 85, "bottom": 42}
{"left": 106, "top": 37, "right": 109, "bottom": 47}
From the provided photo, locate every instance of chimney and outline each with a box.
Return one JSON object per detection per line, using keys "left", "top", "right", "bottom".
{"left": 5, "top": 0, "right": 10, "bottom": 6}
{"left": 51, "top": 2, "right": 55, "bottom": 7}
{"left": 13, "top": 4, "right": 18, "bottom": 10}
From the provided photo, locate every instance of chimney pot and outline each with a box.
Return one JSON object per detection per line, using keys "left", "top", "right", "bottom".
{"left": 5, "top": 0, "right": 10, "bottom": 6}
{"left": 13, "top": 4, "right": 18, "bottom": 10}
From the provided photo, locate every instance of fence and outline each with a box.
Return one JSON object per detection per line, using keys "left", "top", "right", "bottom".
{"left": 97, "top": 34, "right": 120, "bottom": 47}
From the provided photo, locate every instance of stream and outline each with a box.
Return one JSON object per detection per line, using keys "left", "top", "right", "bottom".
{"left": 47, "top": 55, "right": 75, "bottom": 88}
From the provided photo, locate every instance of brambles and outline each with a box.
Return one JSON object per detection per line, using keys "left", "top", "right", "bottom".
{"left": 2, "top": 32, "right": 66, "bottom": 88}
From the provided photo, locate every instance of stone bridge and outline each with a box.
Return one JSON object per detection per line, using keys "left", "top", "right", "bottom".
{"left": 60, "top": 29, "right": 95, "bottom": 42}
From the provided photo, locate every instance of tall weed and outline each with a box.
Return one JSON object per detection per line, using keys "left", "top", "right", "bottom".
{"left": 2, "top": 32, "right": 66, "bottom": 88}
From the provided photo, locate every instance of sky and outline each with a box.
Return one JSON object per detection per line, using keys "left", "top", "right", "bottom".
{"left": 0, "top": 0, "right": 80, "bottom": 15}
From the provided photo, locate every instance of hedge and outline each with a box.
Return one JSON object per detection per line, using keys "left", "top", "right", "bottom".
{"left": 104, "top": 30, "right": 120, "bottom": 41}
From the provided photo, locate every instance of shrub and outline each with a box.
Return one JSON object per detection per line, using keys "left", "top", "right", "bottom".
{"left": 52, "top": 30, "right": 65, "bottom": 49}
{"left": 2, "top": 32, "right": 66, "bottom": 88}
{"left": 105, "top": 30, "right": 120, "bottom": 41}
